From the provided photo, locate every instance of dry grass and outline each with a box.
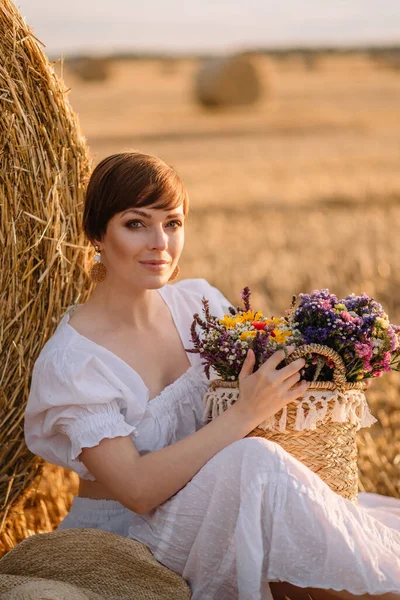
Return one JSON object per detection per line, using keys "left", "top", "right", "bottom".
{"left": 1, "top": 41, "right": 400, "bottom": 567}
{"left": 61, "top": 52, "right": 400, "bottom": 209}
{"left": 0, "top": 0, "right": 92, "bottom": 541}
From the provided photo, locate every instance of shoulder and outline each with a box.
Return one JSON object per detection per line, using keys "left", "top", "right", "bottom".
{"left": 30, "top": 345, "right": 104, "bottom": 393}
{"left": 32, "top": 305, "right": 79, "bottom": 366}
{"left": 30, "top": 338, "right": 123, "bottom": 407}
{"left": 163, "top": 278, "right": 233, "bottom": 318}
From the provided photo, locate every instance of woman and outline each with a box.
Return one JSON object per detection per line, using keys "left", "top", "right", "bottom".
{"left": 24, "top": 152, "right": 400, "bottom": 600}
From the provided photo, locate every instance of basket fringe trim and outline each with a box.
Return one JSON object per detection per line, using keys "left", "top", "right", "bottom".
{"left": 202, "top": 388, "right": 377, "bottom": 433}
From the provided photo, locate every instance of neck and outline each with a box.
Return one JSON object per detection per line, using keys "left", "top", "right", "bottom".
{"left": 86, "top": 280, "right": 165, "bottom": 330}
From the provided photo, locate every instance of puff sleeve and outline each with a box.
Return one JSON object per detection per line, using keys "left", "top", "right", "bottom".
{"left": 24, "top": 348, "right": 144, "bottom": 480}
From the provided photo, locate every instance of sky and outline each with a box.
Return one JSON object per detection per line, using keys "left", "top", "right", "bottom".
{"left": 16, "top": 0, "right": 400, "bottom": 56}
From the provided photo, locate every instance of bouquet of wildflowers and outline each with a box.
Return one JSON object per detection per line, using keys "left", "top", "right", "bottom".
{"left": 188, "top": 287, "right": 294, "bottom": 380}
{"left": 189, "top": 286, "right": 400, "bottom": 385}
{"left": 287, "top": 289, "right": 400, "bottom": 383}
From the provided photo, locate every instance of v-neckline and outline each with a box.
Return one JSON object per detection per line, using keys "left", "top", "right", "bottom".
{"left": 63, "top": 286, "right": 194, "bottom": 400}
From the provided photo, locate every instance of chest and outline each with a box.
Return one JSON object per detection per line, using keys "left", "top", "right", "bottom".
{"left": 113, "top": 327, "right": 191, "bottom": 399}
{"left": 74, "top": 320, "right": 191, "bottom": 401}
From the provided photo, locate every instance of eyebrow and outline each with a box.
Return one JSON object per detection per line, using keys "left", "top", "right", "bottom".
{"left": 120, "top": 209, "right": 184, "bottom": 219}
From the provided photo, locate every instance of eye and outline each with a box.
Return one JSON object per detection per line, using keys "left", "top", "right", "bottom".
{"left": 125, "top": 219, "right": 183, "bottom": 230}
{"left": 166, "top": 220, "right": 183, "bottom": 228}
{"left": 126, "top": 220, "right": 144, "bottom": 228}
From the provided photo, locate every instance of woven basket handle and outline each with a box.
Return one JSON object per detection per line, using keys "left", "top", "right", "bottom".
{"left": 286, "top": 343, "right": 348, "bottom": 391}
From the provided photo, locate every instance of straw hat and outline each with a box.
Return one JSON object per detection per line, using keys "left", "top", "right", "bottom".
{"left": 0, "top": 528, "right": 191, "bottom": 599}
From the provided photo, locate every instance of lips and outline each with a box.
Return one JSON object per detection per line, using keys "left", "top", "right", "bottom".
{"left": 139, "top": 260, "right": 170, "bottom": 265}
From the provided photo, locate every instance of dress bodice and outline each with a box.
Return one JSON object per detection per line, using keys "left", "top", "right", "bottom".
{"left": 24, "top": 279, "right": 232, "bottom": 480}
{"left": 134, "top": 366, "right": 210, "bottom": 455}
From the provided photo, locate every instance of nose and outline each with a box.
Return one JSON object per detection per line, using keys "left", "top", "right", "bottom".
{"left": 148, "top": 225, "right": 168, "bottom": 251}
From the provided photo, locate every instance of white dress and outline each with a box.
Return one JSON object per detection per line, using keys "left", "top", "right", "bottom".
{"left": 24, "top": 278, "right": 400, "bottom": 600}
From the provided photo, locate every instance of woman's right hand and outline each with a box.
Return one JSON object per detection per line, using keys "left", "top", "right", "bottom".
{"left": 236, "top": 348, "right": 308, "bottom": 427}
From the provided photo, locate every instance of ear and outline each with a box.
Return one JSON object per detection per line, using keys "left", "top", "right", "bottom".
{"left": 89, "top": 237, "right": 102, "bottom": 250}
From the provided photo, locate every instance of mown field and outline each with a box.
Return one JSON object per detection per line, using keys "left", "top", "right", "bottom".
{"left": 2, "top": 51, "right": 400, "bottom": 553}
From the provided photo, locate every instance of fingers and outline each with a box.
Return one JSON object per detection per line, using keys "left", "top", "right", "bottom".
{"left": 262, "top": 349, "right": 288, "bottom": 371}
{"left": 280, "top": 371, "right": 301, "bottom": 393}
{"left": 285, "top": 380, "right": 308, "bottom": 402}
{"left": 240, "top": 347, "right": 306, "bottom": 390}
{"left": 274, "top": 358, "right": 306, "bottom": 384}
{"left": 261, "top": 347, "right": 300, "bottom": 372}
{"left": 238, "top": 349, "right": 256, "bottom": 381}
{"left": 265, "top": 380, "right": 308, "bottom": 419}
{"left": 259, "top": 352, "right": 305, "bottom": 385}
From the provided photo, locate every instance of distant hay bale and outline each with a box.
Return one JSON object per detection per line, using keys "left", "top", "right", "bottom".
{"left": 159, "top": 57, "right": 180, "bottom": 76}
{"left": 194, "top": 54, "right": 262, "bottom": 108}
{"left": 0, "top": 0, "right": 92, "bottom": 537}
{"left": 67, "top": 56, "right": 111, "bottom": 82}
{"left": 382, "top": 51, "right": 400, "bottom": 72}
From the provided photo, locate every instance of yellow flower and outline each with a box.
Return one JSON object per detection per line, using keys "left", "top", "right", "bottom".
{"left": 219, "top": 315, "right": 239, "bottom": 329}
{"left": 273, "top": 329, "right": 292, "bottom": 344}
{"left": 334, "top": 303, "right": 346, "bottom": 311}
{"left": 240, "top": 309, "right": 264, "bottom": 323}
{"left": 240, "top": 331, "right": 258, "bottom": 341}
{"left": 265, "top": 317, "right": 282, "bottom": 327}
{"left": 219, "top": 310, "right": 264, "bottom": 329}
{"left": 376, "top": 317, "right": 389, "bottom": 330}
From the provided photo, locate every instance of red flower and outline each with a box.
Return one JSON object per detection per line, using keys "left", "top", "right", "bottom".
{"left": 252, "top": 321, "right": 266, "bottom": 330}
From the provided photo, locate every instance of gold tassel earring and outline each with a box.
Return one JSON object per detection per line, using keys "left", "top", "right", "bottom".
{"left": 89, "top": 245, "right": 107, "bottom": 283}
{"left": 168, "top": 265, "right": 180, "bottom": 281}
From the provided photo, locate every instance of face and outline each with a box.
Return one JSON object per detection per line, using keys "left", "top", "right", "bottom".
{"left": 95, "top": 204, "right": 185, "bottom": 289}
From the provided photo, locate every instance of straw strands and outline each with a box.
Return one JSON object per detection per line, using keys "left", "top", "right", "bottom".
{"left": 0, "top": 0, "right": 92, "bottom": 536}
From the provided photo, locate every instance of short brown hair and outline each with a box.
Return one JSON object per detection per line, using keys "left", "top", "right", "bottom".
{"left": 83, "top": 151, "right": 189, "bottom": 242}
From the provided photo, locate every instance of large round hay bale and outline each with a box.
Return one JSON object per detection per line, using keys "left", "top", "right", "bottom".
{"left": 194, "top": 54, "right": 262, "bottom": 108}
{"left": 67, "top": 56, "right": 111, "bottom": 82}
{"left": 0, "top": 0, "right": 92, "bottom": 538}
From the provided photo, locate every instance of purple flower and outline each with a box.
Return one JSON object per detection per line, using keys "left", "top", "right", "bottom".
{"left": 381, "top": 352, "right": 392, "bottom": 372}
{"left": 355, "top": 342, "right": 373, "bottom": 359}
{"left": 341, "top": 311, "right": 353, "bottom": 323}
{"left": 373, "top": 370, "right": 384, "bottom": 378}
{"left": 363, "top": 359, "right": 373, "bottom": 373}
{"left": 239, "top": 287, "right": 252, "bottom": 312}
{"left": 288, "top": 288, "right": 400, "bottom": 383}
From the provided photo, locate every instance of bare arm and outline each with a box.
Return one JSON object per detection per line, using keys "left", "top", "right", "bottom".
{"left": 81, "top": 403, "right": 255, "bottom": 514}
{"left": 80, "top": 349, "right": 307, "bottom": 514}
